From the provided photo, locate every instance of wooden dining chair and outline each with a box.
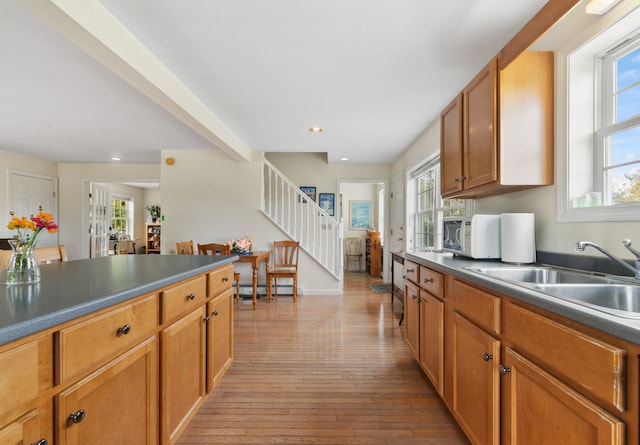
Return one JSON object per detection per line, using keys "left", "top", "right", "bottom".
{"left": 176, "top": 240, "right": 195, "bottom": 255}
{"left": 344, "top": 237, "right": 362, "bottom": 272}
{"left": 266, "top": 240, "right": 300, "bottom": 302}
{"left": 198, "top": 243, "right": 241, "bottom": 301}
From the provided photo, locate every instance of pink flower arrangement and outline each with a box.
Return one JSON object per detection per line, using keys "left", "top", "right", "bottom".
{"left": 229, "top": 236, "right": 252, "bottom": 254}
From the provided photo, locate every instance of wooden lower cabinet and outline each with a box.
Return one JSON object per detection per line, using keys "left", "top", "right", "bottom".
{"left": 501, "top": 347, "right": 624, "bottom": 445}
{"left": 56, "top": 336, "right": 158, "bottom": 445}
{"left": 404, "top": 281, "right": 420, "bottom": 358}
{"left": 451, "top": 312, "right": 500, "bottom": 445}
{"left": 161, "top": 305, "right": 207, "bottom": 445}
{"left": 419, "top": 291, "right": 444, "bottom": 397}
{"left": 207, "top": 288, "right": 234, "bottom": 392}
{"left": 0, "top": 409, "right": 46, "bottom": 445}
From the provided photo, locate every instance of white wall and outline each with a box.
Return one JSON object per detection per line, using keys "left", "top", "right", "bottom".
{"left": 160, "top": 149, "right": 340, "bottom": 294}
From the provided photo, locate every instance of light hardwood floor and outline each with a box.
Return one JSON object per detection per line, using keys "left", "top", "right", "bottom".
{"left": 176, "top": 272, "right": 469, "bottom": 444}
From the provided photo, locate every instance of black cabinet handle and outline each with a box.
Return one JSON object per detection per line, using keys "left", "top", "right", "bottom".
{"left": 499, "top": 365, "right": 511, "bottom": 375}
{"left": 67, "top": 409, "right": 86, "bottom": 425}
{"left": 116, "top": 324, "right": 131, "bottom": 336}
{"left": 203, "top": 316, "right": 210, "bottom": 322}
{"left": 223, "top": 276, "right": 230, "bottom": 282}
{"left": 32, "top": 440, "right": 48, "bottom": 445}
{"left": 482, "top": 352, "right": 493, "bottom": 361}
{"left": 212, "top": 310, "right": 219, "bottom": 317}
{"left": 186, "top": 293, "right": 196, "bottom": 300}
{"left": 424, "top": 277, "right": 434, "bottom": 283}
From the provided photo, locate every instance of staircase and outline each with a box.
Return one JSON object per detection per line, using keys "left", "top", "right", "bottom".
{"left": 261, "top": 158, "right": 342, "bottom": 279}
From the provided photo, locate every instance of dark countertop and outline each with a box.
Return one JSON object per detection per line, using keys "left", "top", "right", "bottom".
{"left": 405, "top": 251, "right": 640, "bottom": 345}
{"left": 0, "top": 255, "right": 238, "bottom": 345}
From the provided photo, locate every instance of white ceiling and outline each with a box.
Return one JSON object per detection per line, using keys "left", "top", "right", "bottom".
{"left": 1, "top": 0, "right": 549, "bottom": 165}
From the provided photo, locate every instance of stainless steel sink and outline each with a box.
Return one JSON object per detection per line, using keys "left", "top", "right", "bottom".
{"left": 464, "top": 266, "right": 618, "bottom": 285}
{"left": 464, "top": 265, "right": 640, "bottom": 318}
{"left": 532, "top": 283, "right": 640, "bottom": 317}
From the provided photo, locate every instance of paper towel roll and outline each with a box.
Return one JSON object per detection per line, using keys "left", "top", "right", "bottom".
{"left": 501, "top": 213, "right": 536, "bottom": 264}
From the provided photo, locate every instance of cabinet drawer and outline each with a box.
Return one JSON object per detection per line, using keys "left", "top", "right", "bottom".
{"left": 0, "top": 341, "right": 39, "bottom": 420}
{"left": 161, "top": 275, "right": 207, "bottom": 323}
{"left": 208, "top": 264, "right": 234, "bottom": 297}
{"left": 405, "top": 260, "right": 418, "bottom": 284}
{"left": 504, "top": 302, "right": 625, "bottom": 411}
{"left": 418, "top": 265, "right": 443, "bottom": 298}
{"left": 56, "top": 294, "right": 158, "bottom": 384}
{"left": 450, "top": 278, "right": 500, "bottom": 335}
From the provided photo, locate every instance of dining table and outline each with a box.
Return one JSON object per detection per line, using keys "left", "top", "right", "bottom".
{"left": 235, "top": 250, "right": 270, "bottom": 309}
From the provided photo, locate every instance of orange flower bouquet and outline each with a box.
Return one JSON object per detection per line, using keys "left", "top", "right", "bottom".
{"left": 4, "top": 207, "right": 58, "bottom": 284}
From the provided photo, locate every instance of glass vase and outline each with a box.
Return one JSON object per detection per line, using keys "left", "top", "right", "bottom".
{"left": 5, "top": 239, "right": 40, "bottom": 285}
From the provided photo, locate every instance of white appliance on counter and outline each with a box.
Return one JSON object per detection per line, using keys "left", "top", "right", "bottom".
{"left": 442, "top": 214, "right": 501, "bottom": 259}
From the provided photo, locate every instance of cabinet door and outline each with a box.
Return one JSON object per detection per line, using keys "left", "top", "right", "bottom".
{"left": 463, "top": 58, "right": 498, "bottom": 191}
{"left": 161, "top": 306, "right": 207, "bottom": 445}
{"left": 451, "top": 312, "right": 500, "bottom": 445}
{"left": 56, "top": 337, "right": 158, "bottom": 445}
{"left": 404, "top": 281, "right": 420, "bottom": 359}
{"left": 419, "top": 292, "right": 444, "bottom": 397}
{"left": 502, "top": 347, "right": 624, "bottom": 445}
{"left": 0, "top": 410, "right": 45, "bottom": 445}
{"left": 207, "top": 288, "right": 234, "bottom": 392}
{"left": 441, "top": 94, "right": 464, "bottom": 196}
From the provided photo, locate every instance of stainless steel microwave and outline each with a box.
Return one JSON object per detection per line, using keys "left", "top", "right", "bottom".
{"left": 442, "top": 215, "right": 501, "bottom": 259}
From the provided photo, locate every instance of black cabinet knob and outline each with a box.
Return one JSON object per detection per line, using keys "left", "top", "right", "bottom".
{"left": 116, "top": 324, "right": 131, "bottom": 336}
{"left": 32, "top": 440, "right": 48, "bottom": 445}
{"left": 187, "top": 293, "right": 196, "bottom": 300}
{"left": 68, "top": 409, "right": 86, "bottom": 425}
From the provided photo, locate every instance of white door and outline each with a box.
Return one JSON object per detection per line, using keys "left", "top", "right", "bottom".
{"left": 90, "top": 183, "right": 110, "bottom": 258}
{"left": 390, "top": 175, "right": 404, "bottom": 252}
{"left": 9, "top": 172, "right": 58, "bottom": 248}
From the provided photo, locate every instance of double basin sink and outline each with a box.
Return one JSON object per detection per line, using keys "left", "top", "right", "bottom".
{"left": 464, "top": 265, "right": 640, "bottom": 318}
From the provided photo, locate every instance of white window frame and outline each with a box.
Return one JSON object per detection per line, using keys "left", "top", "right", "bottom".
{"left": 111, "top": 196, "right": 133, "bottom": 238}
{"left": 407, "top": 155, "right": 474, "bottom": 252}
{"left": 557, "top": 2, "right": 640, "bottom": 222}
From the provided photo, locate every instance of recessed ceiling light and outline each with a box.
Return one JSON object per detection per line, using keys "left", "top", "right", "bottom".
{"left": 309, "top": 127, "right": 323, "bottom": 133}
{"left": 340, "top": 157, "right": 349, "bottom": 161}
{"left": 111, "top": 156, "right": 122, "bottom": 161}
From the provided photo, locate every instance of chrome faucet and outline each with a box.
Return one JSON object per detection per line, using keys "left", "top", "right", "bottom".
{"left": 575, "top": 239, "right": 640, "bottom": 280}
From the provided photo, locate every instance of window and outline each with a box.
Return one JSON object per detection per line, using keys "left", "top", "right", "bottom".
{"left": 558, "top": 4, "right": 640, "bottom": 221}
{"left": 599, "top": 40, "right": 640, "bottom": 204}
{"left": 409, "top": 157, "right": 473, "bottom": 252}
{"left": 111, "top": 197, "right": 132, "bottom": 236}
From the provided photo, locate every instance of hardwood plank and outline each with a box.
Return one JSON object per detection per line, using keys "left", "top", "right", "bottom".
{"left": 177, "top": 272, "right": 469, "bottom": 445}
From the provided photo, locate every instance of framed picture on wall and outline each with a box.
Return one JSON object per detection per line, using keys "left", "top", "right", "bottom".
{"left": 300, "top": 186, "right": 316, "bottom": 203}
{"left": 349, "top": 200, "right": 372, "bottom": 230}
{"left": 319, "top": 193, "right": 335, "bottom": 216}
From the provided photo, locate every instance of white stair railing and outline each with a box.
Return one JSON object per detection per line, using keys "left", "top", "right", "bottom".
{"left": 261, "top": 158, "right": 342, "bottom": 279}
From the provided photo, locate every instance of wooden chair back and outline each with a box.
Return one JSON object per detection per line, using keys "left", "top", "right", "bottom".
{"left": 272, "top": 240, "right": 300, "bottom": 272}
{"left": 0, "top": 244, "right": 69, "bottom": 269}
{"left": 198, "top": 243, "right": 231, "bottom": 255}
{"left": 116, "top": 240, "right": 136, "bottom": 255}
{"left": 176, "top": 240, "right": 195, "bottom": 255}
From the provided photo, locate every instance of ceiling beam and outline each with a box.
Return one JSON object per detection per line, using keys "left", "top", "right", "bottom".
{"left": 18, "top": 0, "right": 254, "bottom": 162}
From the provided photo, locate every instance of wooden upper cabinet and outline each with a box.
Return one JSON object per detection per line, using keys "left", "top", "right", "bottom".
{"left": 464, "top": 58, "right": 499, "bottom": 192}
{"left": 440, "top": 94, "right": 464, "bottom": 196}
{"left": 441, "top": 51, "right": 553, "bottom": 199}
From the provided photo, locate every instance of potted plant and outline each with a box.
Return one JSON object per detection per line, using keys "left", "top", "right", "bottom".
{"left": 146, "top": 204, "right": 161, "bottom": 222}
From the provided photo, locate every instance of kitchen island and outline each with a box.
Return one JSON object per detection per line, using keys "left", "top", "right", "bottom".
{"left": 404, "top": 251, "right": 639, "bottom": 445}
{"left": 0, "top": 254, "right": 237, "bottom": 445}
